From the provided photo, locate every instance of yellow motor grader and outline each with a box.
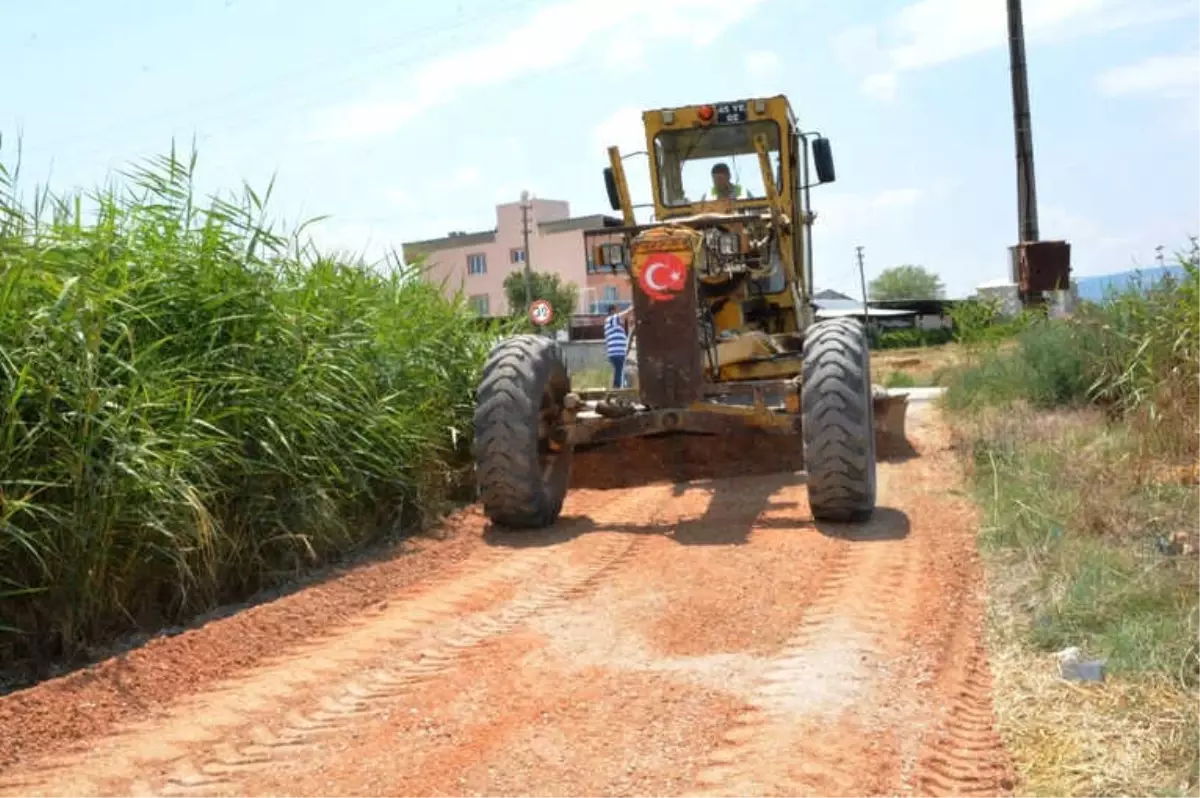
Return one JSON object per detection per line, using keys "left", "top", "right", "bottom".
{"left": 473, "top": 95, "right": 897, "bottom": 528}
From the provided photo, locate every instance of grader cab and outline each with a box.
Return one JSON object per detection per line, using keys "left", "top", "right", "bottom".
{"left": 473, "top": 95, "right": 889, "bottom": 528}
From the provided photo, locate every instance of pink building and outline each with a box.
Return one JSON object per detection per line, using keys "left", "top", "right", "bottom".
{"left": 401, "top": 198, "right": 631, "bottom": 319}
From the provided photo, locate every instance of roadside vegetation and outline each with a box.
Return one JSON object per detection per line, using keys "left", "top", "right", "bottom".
{"left": 941, "top": 253, "right": 1199, "bottom": 796}
{"left": 0, "top": 146, "right": 496, "bottom": 677}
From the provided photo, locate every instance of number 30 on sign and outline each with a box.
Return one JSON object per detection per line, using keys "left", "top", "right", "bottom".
{"left": 529, "top": 299, "right": 553, "bottom": 326}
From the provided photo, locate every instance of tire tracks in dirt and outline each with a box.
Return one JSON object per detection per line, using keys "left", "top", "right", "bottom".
{"left": 687, "top": 404, "right": 1011, "bottom": 798}
{"left": 688, "top": 464, "right": 927, "bottom": 797}
{"left": 0, "top": 486, "right": 672, "bottom": 798}
{"left": 902, "top": 413, "right": 1014, "bottom": 798}
{"left": 0, "top": 401, "right": 1016, "bottom": 798}
{"left": 911, "top": 601, "right": 1013, "bottom": 797}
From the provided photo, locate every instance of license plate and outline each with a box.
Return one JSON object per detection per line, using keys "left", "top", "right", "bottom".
{"left": 715, "top": 101, "right": 748, "bottom": 124}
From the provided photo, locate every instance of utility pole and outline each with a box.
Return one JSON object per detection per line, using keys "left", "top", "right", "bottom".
{"left": 1007, "top": 0, "right": 1039, "bottom": 244}
{"left": 855, "top": 245, "right": 871, "bottom": 338}
{"left": 1006, "top": 0, "right": 1070, "bottom": 310}
{"left": 520, "top": 191, "right": 534, "bottom": 313}
{"left": 855, "top": 246, "right": 869, "bottom": 308}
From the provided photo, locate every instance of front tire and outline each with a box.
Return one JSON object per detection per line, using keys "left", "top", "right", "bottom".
{"left": 473, "top": 335, "right": 573, "bottom": 529}
{"left": 801, "top": 318, "right": 877, "bottom": 522}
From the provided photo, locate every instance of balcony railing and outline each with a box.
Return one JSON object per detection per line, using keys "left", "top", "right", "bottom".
{"left": 588, "top": 299, "right": 632, "bottom": 315}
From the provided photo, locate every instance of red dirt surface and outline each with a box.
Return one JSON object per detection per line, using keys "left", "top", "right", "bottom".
{"left": 0, "top": 400, "right": 1014, "bottom": 797}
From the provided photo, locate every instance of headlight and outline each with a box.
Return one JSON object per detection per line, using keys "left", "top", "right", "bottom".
{"left": 718, "top": 232, "right": 738, "bottom": 255}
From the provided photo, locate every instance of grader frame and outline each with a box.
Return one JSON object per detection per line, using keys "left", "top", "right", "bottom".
{"left": 472, "top": 95, "right": 901, "bottom": 529}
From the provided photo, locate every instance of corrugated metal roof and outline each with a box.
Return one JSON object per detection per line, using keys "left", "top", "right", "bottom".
{"left": 815, "top": 307, "right": 917, "bottom": 318}
{"left": 540, "top": 214, "right": 623, "bottom": 234}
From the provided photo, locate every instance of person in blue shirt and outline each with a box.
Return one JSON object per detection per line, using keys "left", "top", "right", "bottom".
{"left": 603, "top": 304, "right": 633, "bottom": 388}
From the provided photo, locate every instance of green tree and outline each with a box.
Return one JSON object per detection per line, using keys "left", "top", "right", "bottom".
{"left": 869, "top": 264, "right": 946, "bottom": 300}
{"left": 503, "top": 270, "right": 579, "bottom": 332}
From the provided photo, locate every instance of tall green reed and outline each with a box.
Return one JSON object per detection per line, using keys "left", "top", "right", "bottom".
{"left": 0, "top": 143, "right": 492, "bottom": 666}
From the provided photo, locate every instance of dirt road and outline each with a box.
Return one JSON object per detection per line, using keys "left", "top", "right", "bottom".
{"left": 0, "top": 398, "right": 1012, "bottom": 797}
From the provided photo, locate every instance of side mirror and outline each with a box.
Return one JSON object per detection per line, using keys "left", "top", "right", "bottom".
{"left": 603, "top": 167, "right": 622, "bottom": 211}
{"left": 812, "top": 137, "right": 836, "bottom": 184}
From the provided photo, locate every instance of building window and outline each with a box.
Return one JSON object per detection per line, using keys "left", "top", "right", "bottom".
{"left": 510, "top": 248, "right": 526, "bottom": 264}
{"left": 467, "top": 253, "right": 487, "bottom": 275}
{"left": 588, "top": 242, "right": 627, "bottom": 274}
{"left": 468, "top": 294, "right": 490, "bottom": 316}
{"left": 602, "top": 285, "right": 619, "bottom": 302}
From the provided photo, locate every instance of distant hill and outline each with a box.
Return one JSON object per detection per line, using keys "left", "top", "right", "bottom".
{"left": 1074, "top": 265, "right": 1188, "bottom": 302}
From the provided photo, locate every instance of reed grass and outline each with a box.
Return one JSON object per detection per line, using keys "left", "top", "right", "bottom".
{"left": 0, "top": 142, "right": 494, "bottom": 668}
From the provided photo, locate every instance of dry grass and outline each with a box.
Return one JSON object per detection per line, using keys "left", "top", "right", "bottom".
{"left": 571, "top": 366, "right": 613, "bottom": 390}
{"left": 952, "top": 406, "right": 1199, "bottom": 797}
{"left": 987, "top": 556, "right": 1199, "bottom": 798}
{"left": 874, "top": 342, "right": 964, "bottom": 385}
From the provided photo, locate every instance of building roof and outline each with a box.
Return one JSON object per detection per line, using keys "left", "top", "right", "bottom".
{"left": 402, "top": 229, "right": 497, "bottom": 259}
{"left": 868, "top": 298, "right": 960, "bottom": 314}
{"left": 813, "top": 296, "right": 957, "bottom": 316}
{"left": 812, "top": 297, "right": 866, "bottom": 311}
{"left": 541, "top": 214, "right": 623, "bottom": 234}
{"left": 401, "top": 213, "right": 624, "bottom": 261}
{"left": 976, "top": 278, "right": 1017, "bottom": 290}
{"left": 813, "top": 288, "right": 854, "bottom": 301}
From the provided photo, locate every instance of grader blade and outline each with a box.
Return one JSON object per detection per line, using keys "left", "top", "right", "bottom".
{"left": 872, "top": 390, "right": 910, "bottom": 455}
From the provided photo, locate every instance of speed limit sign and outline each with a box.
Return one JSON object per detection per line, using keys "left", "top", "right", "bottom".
{"left": 529, "top": 299, "right": 553, "bottom": 327}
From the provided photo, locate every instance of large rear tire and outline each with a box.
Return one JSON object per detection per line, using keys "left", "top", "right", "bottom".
{"left": 801, "top": 317, "right": 877, "bottom": 522}
{"left": 473, "top": 335, "right": 573, "bottom": 529}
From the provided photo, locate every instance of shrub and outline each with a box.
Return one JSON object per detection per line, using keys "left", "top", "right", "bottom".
{"left": 873, "top": 327, "right": 954, "bottom": 350}
{"left": 944, "top": 250, "right": 1199, "bottom": 454}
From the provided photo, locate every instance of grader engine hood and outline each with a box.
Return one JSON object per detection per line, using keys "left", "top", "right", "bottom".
{"left": 629, "top": 226, "right": 705, "bottom": 408}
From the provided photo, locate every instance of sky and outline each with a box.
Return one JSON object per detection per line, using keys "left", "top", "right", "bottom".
{"left": 3, "top": 0, "right": 1198, "bottom": 299}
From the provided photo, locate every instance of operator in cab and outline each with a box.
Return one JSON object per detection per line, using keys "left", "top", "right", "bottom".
{"left": 710, "top": 162, "right": 744, "bottom": 200}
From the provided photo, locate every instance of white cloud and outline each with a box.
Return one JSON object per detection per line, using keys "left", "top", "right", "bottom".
{"left": 745, "top": 50, "right": 781, "bottom": 78}
{"left": 306, "top": 218, "right": 391, "bottom": 262}
{"left": 451, "top": 165, "right": 482, "bottom": 189}
{"left": 862, "top": 73, "right": 898, "bottom": 102}
{"left": 835, "top": 0, "right": 1196, "bottom": 99}
{"left": 590, "top": 106, "right": 655, "bottom": 219}
{"left": 815, "top": 187, "right": 930, "bottom": 236}
{"left": 870, "top": 188, "right": 925, "bottom": 209}
{"left": 591, "top": 106, "right": 647, "bottom": 154}
{"left": 602, "top": 37, "right": 649, "bottom": 74}
{"left": 744, "top": 50, "right": 783, "bottom": 94}
{"left": 385, "top": 188, "right": 414, "bottom": 208}
{"left": 307, "top": 0, "right": 768, "bottom": 142}
{"left": 1097, "top": 52, "right": 1200, "bottom": 97}
{"left": 1099, "top": 51, "right": 1200, "bottom": 133}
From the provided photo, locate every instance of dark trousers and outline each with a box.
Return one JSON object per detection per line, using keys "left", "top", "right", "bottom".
{"left": 608, "top": 355, "right": 625, "bottom": 388}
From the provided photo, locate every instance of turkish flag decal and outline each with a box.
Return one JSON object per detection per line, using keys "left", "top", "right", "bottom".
{"left": 638, "top": 252, "right": 690, "bottom": 303}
